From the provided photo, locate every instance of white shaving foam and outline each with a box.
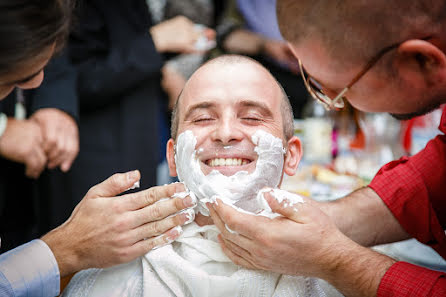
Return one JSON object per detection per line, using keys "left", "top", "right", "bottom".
{"left": 175, "top": 130, "right": 298, "bottom": 219}
{"left": 256, "top": 188, "right": 305, "bottom": 218}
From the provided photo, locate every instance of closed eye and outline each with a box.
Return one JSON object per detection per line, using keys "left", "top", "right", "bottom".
{"left": 193, "top": 117, "right": 215, "bottom": 123}
{"left": 241, "top": 117, "right": 263, "bottom": 122}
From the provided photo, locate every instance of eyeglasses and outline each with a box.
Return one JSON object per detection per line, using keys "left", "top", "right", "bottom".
{"left": 298, "top": 37, "right": 431, "bottom": 110}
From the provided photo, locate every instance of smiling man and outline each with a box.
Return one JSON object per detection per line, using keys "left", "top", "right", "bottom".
{"left": 208, "top": 1, "right": 446, "bottom": 297}
{"left": 62, "top": 55, "right": 344, "bottom": 297}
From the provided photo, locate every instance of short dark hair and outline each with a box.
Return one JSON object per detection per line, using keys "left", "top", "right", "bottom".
{"left": 277, "top": 0, "right": 446, "bottom": 67}
{"left": 0, "top": 0, "right": 72, "bottom": 76}
{"left": 170, "top": 55, "right": 294, "bottom": 141}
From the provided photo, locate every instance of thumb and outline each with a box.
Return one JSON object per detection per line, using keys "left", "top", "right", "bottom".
{"left": 86, "top": 170, "right": 141, "bottom": 198}
{"left": 264, "top": 191, "right": 317, "bottom": 224}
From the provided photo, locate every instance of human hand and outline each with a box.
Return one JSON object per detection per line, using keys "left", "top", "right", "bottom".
{"left": 150, "top": 16, "right": 215, "bottom": 53}
{"left": 209, "top": 191, "right": 395, "bottom": 297}
{"left": 208, "top": 192, "right": 344, "bottom": 276}
{"left": 161, "top": 65, "right": 187, "bottom": 110}
{"left": 41, "top": 171, "right": 197, "bottom": 277}
{"left": 31, "top": 108, "right": 79, "bottom": 172}
{"left": 262, "top": 40, "right": 299, "bottom": 73}
{"left": 0, "top": 117, "right": 47, "bottom": 178}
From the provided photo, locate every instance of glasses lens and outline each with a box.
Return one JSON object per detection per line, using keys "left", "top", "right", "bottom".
{"left": 299, "top": 60, "right": 344, "bottom": 110}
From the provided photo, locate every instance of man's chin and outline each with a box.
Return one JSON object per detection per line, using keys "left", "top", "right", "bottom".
{"left": 390, "top": 101, "right": 442, "bottom": 121}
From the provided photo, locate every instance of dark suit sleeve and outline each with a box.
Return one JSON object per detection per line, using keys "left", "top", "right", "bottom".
{"left": 29, "top": 51, "right": 79, "bottom": 122}
{"left": 69, "top": 0, "right": 164, "bottom": 112}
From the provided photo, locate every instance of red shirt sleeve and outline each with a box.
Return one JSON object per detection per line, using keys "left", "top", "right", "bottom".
{"left": 378, "top": 262, "right": 446, "bottom": 297}
{"left": 368, "top": 108, "right": 446, "bottom": 258}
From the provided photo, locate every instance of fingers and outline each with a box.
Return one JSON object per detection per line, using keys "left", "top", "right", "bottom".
{"left": 130, "top": 197, "right": 195, "bottom": 228}
{"left": 129, "top": 209, "right": 192, "bottom": 242}
{"left": 86, "top": 170, "right": 141, "bottom": 198}
{"left": 25, "top": 146, "right": 47, "bottom": 179}
{"left": 210, "top": 199, "right": 261, "bottom": 238}
{"left": 208, "top": 201, "right": 255, "bottom": 249}
{"left": 217, "top": 235, "right": 257, "bottom": 270}
{"left": 129, "top": 226, "right": 183, "bottom": 257}
{"left": 122, "top": 182, "right": 189, "bottom": 211}
{"left": 44, "top": 122, "right": 79, "bottom": 172}
{"left": 194, "top": 213, "right": 213, "bottom": 226}
{"left": 59, "top": 132, "right": 79, "bottom": 172}
{"left": 264, "top": 192, "right": 321, "bottom": 224}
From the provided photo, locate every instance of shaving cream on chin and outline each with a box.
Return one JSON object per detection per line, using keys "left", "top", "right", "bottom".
{"left": 174, "top": 129, "right": 286, "bottom": 216}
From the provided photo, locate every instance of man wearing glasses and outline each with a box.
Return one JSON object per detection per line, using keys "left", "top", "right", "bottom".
{"left": 208, "top": 1, "right": 446, "bottom": 296}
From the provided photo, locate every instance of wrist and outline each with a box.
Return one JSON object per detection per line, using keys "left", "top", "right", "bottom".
{"left": 322, "top": 238, "right": 395, "bottom": 297}
{"left": 41, "top": 225, "right": 81, "bottom": 278}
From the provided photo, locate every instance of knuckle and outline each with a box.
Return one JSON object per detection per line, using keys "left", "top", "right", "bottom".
{"left": 144, "top": 190, "right": 157, "bottom": 206}
{"left": 47, "top": 137, "right": 57, "bottom": 148}
{"left": 173, "top": 197, "right": 185, "bottom": 211}
{"left": 252, "top": 246, "right": 266, "bottom": 258}
{"left": 172, "top": 213, "right": 185, "bottom": 226}
{"left": 110, "top": 173, "right": 122, "bottom": 186}
{"left": 148, "top": 205, "right": 162, "bottom": 220}
{"left": 149, "top": 221, "right": 164, "bottom": 235}
{"left": 113, "top": 217, "right": 129, "bottom": 232}
{"left": 116, "top": 249, "right": 131, "bottom": 262}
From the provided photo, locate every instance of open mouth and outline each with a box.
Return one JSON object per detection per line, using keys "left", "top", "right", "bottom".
{"left": 198, "top": 153, "right": 256, "bottom": 176}
{"left": 205, "top": 157, "right": 251, "bottom": 167}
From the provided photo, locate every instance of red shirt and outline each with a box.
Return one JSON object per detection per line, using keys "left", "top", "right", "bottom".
{"left": 369, "top": 106, "right": 446, "bottom": 296}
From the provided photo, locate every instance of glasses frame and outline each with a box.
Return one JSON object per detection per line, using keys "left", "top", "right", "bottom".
{"left": 298, "top": 36, "right": 431, "bottom": 110}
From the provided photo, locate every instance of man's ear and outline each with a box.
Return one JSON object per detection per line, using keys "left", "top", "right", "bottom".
{"left": 394, "top": 39, "right": 446, "bottom": 89}
{"left": 283, "top": 136, "right": 302, "bottom": 176}
{"left": 166, "top": 138, "right": 178, "bottom": 177}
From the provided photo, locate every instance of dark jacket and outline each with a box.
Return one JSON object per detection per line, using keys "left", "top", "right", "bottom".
{"left": 0, "top": 52, "right": 78, "bottom": 252}
{"left": 67, "top": 0, "right": 165, "bottom": 202}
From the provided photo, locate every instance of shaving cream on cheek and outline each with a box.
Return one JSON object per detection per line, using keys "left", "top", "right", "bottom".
{"left": 174, "top": 130, "right": 286, "bottom": 216}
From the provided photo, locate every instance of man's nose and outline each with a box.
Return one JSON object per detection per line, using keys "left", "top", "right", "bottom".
{"left": 212, "top": 118, "right": 243, "bottom": 144}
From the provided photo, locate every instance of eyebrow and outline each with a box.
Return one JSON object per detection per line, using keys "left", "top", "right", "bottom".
{"left": 183, "top": 99, "right": 274, "bottom": 121}
{"left": 183, "top": 101, "right": 216, "bottom": 120}
{"left": 238, "top": 100, "right": 273, "bottom": 118}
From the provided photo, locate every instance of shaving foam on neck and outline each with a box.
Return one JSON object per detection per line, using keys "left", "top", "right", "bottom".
{"left": 175, "top": 130, "right": 291, "bottom": 217}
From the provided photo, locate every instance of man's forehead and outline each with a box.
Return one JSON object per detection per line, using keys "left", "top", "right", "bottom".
{"left": 181, "top": 62, "right": 281, "bottom": 109}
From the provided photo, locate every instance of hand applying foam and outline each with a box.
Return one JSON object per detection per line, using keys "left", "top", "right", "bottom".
{"left": 210, "top": 190, "right": 396, "bottom": 297}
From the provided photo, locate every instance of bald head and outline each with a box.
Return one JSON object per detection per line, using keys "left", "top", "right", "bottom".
{"left": 171, "top": 55, "right": 294, "bottom": 141}
{"left": 277, "top": 0, "right": 446, "bottom": 66}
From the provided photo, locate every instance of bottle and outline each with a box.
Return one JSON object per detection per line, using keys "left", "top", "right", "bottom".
{"left": 302, "top": 99, "right": 333, "bottom": 164}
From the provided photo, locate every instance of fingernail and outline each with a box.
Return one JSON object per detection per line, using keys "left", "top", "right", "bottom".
{"left": 183, "top": 194, "right": 197, "bottom": 208}
{"left": 125, "top": 181, "right": 140, "bottom": 191}
{"left": 128, "top": 170, "right": 139, "bottom": 181}
{"left": 167, "top": 225, "right": 183, "bottom": 240}
{"left": 182, "top": 208, "right": 195, "bottom": 224}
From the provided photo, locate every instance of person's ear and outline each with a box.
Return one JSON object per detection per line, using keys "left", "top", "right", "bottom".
{"left": 394, "top": 39, "right": 446, "bottom": 89}
{"left": 283, "top": 136, "right": 302, "bottom": 176}
{"left": 166, "top": 138, "right": 178, "bottom": 177}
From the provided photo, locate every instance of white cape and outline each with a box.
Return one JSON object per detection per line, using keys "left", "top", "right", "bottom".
{"left": 62, "top": 223, "right": 343, "bottom": 297}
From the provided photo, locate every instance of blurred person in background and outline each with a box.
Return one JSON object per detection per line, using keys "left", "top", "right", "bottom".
{"left": 0, "top": 1, "right": 197, "bottom": 295}
{"left": 216, "top": 0, "right": 308, "bottom": 118}
{"left": 67, "top": 0, "right": 216, "bottom": 201}
{"left": 0, "top": 51, "right": 79, "bottom": 253}
{"left": 147, "top": 0, "right": 221, "bottom": 184}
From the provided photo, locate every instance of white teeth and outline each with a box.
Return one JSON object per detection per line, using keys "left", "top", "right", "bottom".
{"left": 207, "top": 158, "right": 249, "bottom": 167}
